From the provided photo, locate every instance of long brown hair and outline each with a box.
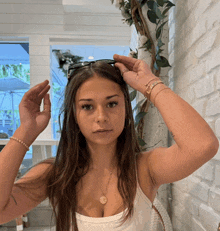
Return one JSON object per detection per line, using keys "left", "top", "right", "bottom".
{"left": 14, "top": 61, "right": 141, "bottom": 231}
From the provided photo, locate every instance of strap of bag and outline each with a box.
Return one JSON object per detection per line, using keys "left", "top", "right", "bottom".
{"left": 152, "top": 204, "right": 166, "bottom": 231}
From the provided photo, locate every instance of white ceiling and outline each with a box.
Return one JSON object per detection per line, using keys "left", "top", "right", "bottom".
{"left": 62, "top": 0, "right": 131, "bottom": 46}
{"left": 63, "top": 0, "right": 120, "bottom": 13}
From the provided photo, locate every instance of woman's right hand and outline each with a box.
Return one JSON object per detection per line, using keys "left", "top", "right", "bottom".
{"left": 18, "top": 80, "right": 51, "bottom": 137}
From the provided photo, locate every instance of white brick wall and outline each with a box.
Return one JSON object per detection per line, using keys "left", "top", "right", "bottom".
{"left": 169, "top": 0, "right": 220, "bottom": 230}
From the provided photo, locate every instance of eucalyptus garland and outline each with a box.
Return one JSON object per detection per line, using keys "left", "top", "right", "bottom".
{"left": 112, "top": 0, "right": 175, "bottom": 150}
{"left": 112, "top": 0, "right": 175, "bottom": 72}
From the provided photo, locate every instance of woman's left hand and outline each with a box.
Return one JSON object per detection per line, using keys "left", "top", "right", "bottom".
{"left": 113, "top": 54, "right": 159, "bottom": 94}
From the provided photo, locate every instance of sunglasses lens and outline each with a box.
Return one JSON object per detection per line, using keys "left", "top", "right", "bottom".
{"left": 99, "top": 59, "right": 116, "bottom": 64}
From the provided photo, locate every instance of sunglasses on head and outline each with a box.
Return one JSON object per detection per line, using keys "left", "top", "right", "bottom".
{"left": 67, "top": 59, "right": 116, "bottom": 81}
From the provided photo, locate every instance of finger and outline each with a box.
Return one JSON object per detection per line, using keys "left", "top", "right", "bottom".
{"left": 114, "top": 63, "right": 131, "bottom": 76}
{"left": 38, "top": 84, "right": 50, "bottom": 100}
{"left": 24, "top": 80, "right": 49, "bottom": 99}
{"left": 36, "top": 85, "right": 50, "bottom": 106}
{"left": 113, "top": 54, "right": 137, "bottom": 69}
{"left": 43, "top": 94, "right": 51, "bottom": 113}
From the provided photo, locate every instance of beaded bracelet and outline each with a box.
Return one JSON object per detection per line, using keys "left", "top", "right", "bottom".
{"left": 10, "top": 136, "right": 29, "bottom": 151}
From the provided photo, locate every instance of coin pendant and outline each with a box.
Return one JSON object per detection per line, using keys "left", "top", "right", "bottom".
{"left": 100, "top": 196, "right": 107, "bottom": 204}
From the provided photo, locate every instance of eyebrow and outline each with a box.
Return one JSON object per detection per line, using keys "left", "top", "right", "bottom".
{"left": 79, "top": 94, "right": 119, "bottom": 102}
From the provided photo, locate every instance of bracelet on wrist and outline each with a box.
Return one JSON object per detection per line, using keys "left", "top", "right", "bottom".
{"left": 10, "top": 136, "right": 29, "bottom": 151}
{"left": 145, "top": 77, "right": 159, "bottom": 87}
{"left": 152, "top": 87, "right": 170, "bottom": 106}
{"left": 144, "top": 80, "right": 164, "bottom": 101}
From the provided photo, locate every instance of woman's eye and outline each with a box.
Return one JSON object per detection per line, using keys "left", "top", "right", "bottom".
{"left": 81, "top": 104, "right": 92, "bottom": 110}
{"left": 81, "top": 101, "right": 118, "bottom": 111}
{"left": 108, "top": 101, "right": 118, "bottom": 108}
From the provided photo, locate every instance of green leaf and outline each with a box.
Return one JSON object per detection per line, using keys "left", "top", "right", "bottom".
{"left": 154, "top": 61, "right": 159, "bottom": 71}
{"left": 158, "top": 49, "right": 164, "bottom": 54}
{"left": 166, "top": 1, "right": 175, "bottom": 7}
{"left": 147, "top": 0, "right": 156, "bottom": 10}
{"left": 154, "top": 6, "right": 164, "bottom": 19}
{"left": 140, "top": 0, "right": 148, "bottom": 7}
{"left": 156, "top": 20, "right": 167, "bottom": 39}
{"left": 156, "top": 45, "right": 164, "bottom": 55}
{"left": 140, "top": 38, "right": 152, "bottom": 51}
{"left": 158, "top": 20, "right": 168, "bottom": 31}
{"left": 156, "top": 45, "right": 160, "bottom": 54}
{"left": 157, "top": 0, "right": 164, "bottom": 7}
{"left": 156, "top": 27, "right": 162, "bottom": 39}
{"left": 119, "top": 1, "right": 125, "bottom": 9}
{"left": 135, "top": 111, "right": 147, "bottom": 125}
{"left": 146, "top": 39, "right": 152, "bottom": 50}
{"left": 147, "top": 10, "right": 158, "bottom": 24}
{"left": 162, "top": 7, "right": 170, "bottom": 16}
{"left": 158, "top": 38, "right": 165, "bottom": 48}
{"left": 156, "top": 56, "right": 171, "bottom": 67}
{"left": 156, "top": 54, "right": 161, "bottom": 60}
{"left": 129, "top": 90, "right": 137, "bottom": 102}
{"left": 123, "top": 18, "right": 133, "bottom": 26}
{"left": 137, "top": 137, "right": 147, "bottom": 146}
{"left": 147, "top": 1, "right": 164, "bottom": 20}
{"left": 132, "top": 98, "right": 145, "bottom": 112}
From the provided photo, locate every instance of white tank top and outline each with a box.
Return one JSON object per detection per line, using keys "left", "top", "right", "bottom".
{"left": 75, "top": 160, "right": 153, "bottom": 230}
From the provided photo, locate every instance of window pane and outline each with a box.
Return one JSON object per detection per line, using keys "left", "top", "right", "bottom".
{"left": 0, "top": 43, "right": 31, "bottom": 176}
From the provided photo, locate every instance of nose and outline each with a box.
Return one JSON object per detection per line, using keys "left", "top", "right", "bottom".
{"left": 95, "top": 105, "right": 109, "bottom": 122}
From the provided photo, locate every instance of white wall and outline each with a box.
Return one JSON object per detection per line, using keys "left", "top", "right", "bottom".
{"left": 168, "top": 0, "right": 220, "bottom": 230}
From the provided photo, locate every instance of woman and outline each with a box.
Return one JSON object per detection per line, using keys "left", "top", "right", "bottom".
{"left": 0, "top": 54, "right": 218, "bottom": 231}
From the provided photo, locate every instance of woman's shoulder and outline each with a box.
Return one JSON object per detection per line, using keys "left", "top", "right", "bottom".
{"left": 36, "top": 157, "right": 55, "bottom": 167}
{"left": 30, "top": 157, "right": 56, "bottom": 176}
{"left": 42, "top": 157, "right": 56, "bottom": 164}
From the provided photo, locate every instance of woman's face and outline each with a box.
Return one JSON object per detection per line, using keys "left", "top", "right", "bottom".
{"left": 75, "top": 74, "right": 126, "bottom": 145}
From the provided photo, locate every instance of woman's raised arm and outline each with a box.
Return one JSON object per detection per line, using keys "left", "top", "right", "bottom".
{"left": 114, "top": 54, "right": 219, "bottom": 186}
{"left": 0, "top": 80, "right": 51, "bottom": 212}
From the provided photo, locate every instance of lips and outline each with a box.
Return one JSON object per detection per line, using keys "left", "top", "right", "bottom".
{"left": 94, "top": 129, "right": 112, "bottom": 133}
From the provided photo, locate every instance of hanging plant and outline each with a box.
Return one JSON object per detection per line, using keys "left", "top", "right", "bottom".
{"left": 52, "top": 49, "right": 84, "bottom": 77}
{"left": 111, "top": 0, "right": 175, "bottom": 150}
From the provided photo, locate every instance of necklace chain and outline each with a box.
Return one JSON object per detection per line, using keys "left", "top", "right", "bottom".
{"left": 99, "top": 167, "right": 115, "bottom": 205}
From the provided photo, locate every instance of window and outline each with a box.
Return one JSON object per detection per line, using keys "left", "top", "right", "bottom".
{"left": 0, "top": 42, "right": 31, "bottom": 163}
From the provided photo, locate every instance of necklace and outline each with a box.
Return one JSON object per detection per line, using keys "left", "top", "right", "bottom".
{"left": 99, "top": 167, "right": 115, "bottom": 205}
